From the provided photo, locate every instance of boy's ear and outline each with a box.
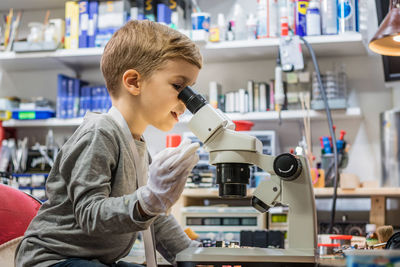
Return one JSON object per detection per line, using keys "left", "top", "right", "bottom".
{"left": 122, "top": 69, "right": 141, "bottom": 96}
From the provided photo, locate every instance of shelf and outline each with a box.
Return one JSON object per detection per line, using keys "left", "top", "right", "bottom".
{"left": 202, "top": 33, "right": 366, "bottom": 63}
{"left": 0, "top": 33, "right": 365, "bottom": 71}
{"left": 2, "top": 118, "right": 83, "bottom": 127}
{"left": 0, "top": 0, "right": 65, "bottom": 10}
{"left": 180, "top": 107, "right": 362, "bottom": 123}
{"left": 182, "top": 187, "right": 400, "bottom": 198}
{"left": 0, "top": 47, "right": 103, "bottom": 72}
{"left": 2, "top": 107, "right": 362, "bottom": 127}
{"left": 313, "top": 187, "right": 400, "bottom": 197}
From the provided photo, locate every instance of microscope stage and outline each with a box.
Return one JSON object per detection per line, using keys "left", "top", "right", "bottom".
{"left": 176, "top": 247, "right": 316, "bottom": 266}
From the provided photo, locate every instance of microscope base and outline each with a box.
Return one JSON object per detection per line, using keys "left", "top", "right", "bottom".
{"left": 176, "top": 247, "right": 316, "bottom": 267}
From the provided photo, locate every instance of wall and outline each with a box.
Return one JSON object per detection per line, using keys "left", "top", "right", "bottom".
{"left": 0, "top": 0, "right": 394, "bottom": 184}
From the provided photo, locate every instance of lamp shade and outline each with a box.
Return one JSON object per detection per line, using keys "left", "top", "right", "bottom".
{"left": 369, "top": 1, "right": 400, "bottom": 56}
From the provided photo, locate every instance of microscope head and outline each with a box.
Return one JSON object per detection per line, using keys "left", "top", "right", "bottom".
{"left": 178, "top": 86, "right": 259, "bottom": 199}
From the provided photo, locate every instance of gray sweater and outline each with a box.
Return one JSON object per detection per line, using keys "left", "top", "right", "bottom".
{"left": 15, "top": 111, "right": 197, "bottom": 267}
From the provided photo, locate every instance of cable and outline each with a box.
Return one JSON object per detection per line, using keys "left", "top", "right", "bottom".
{"left": 295, "top": 34, "right": 340, "bottom": 233}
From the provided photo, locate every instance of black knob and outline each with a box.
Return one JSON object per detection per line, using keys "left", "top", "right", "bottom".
{"left": 273, "top": 153, "right": 302, "bottom": 180}
{"left": 251, "top": 196, "right": 271, "bottom": 213}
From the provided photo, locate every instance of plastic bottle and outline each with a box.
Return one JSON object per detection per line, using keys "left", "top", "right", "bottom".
{"left": 287, "top": 0, "right": 296, "bottom": 33}
{"left": 217, "top": 13, "right": 226, "bottom": 41}
{"left": 269, "top": 0, "right": 279, "bottom": 37}
{"left": 338, "top": 0, "right": 357, "bottom": 33}
{"left": 246, "top": 13, "right": 257, "bottom": 40}
{"left": 232, "top": 3, "right": 247, "bottom": 40}
{"left": 279, "top": 5, "right": 289, "bottom": 36}
{"left": 227, "top": 21, "right": 235, "bottom": 41}
{"left": 321, "top": 0, "right": 337, "bottom": 35}
{"left": 256, "top": 0, "right": 268, "bottom": 38}
{"left": 209, "top": 23, "right": 220, "bottom": 42}
{"left": 306, "top": 0, "right": 321, "bottom": 36}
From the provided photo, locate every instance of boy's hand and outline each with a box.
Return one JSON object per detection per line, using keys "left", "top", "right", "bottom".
{"left": 137, "top": 138, "right": 200, "bottom": 216}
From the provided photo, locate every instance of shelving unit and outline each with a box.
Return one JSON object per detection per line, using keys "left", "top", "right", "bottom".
{"left": 182, "top": 187, "right": 400, "bottom": 198}
{"left": 0, "top": 33, "right": 365, "bottom": 71}
{"left": 202, "top": 33, "right": 366, "bottom": 63}
{"left": 2, "top": 107, "right": 362, "bottom": 127}
{"left": 175, "top": 187, "right": 399, "bottom": 227}
{"left": 0, "top": 0, "right": 64, "bottom": 10}
{"left": 2, "top": 117, "right": 83, "bottom": 127}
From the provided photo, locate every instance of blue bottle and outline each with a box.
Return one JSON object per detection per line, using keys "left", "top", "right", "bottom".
{"left": 295, "top": 0, "right": 310, "bottom": 36}
{"left": 337, "top": 0, "right": 357, "bottom": 33}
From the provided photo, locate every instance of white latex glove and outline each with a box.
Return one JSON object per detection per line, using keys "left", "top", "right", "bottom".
{"left": 137, "top": 138, "right": 199, "bottom": 216}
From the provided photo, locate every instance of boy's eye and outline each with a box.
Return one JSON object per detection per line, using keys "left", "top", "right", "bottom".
{"left": 172, "top": 84, "right": 183, "bottom": 91}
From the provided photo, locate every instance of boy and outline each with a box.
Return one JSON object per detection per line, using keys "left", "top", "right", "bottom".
{"left": 15, "top": 20, "right": 202, "bottom": 267}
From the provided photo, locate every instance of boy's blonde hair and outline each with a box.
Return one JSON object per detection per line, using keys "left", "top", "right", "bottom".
{"left": 101, "top": 20, "right": 203, "bottom": 95}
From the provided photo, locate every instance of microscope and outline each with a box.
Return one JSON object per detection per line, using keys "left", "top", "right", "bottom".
{"left": 176, "top": 87, "right": 317, "bottom": 266}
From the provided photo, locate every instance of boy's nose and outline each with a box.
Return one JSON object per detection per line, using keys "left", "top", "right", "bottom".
{"left": 177, "top": 100, "right": 186, "bottom": 113}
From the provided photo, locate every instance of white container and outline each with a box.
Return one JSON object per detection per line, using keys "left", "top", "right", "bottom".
{"left": 256, "top": 0, "right": 268, "bottom": 38}
{"left": 279, "top": 5, "right": 289, "bottom": 36}
{"left": 233, "top": 3, "right": 247, "bottom": 40}
{"left": 269, "top": 0, "right": 279, "bottom": 37}
{"left": 306, "top": 0, "right": 321, "bottom": 36}
{"left": 217, "top": 13, "right": 226, "bottom": 41}
{"left": 321, "top": 0, "right": 337, "bottom": 35}
{"left": 246, "top": 13, "right": 257, "bottom": 40}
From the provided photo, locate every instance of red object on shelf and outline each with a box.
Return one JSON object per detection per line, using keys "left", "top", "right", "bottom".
{"left": 330, "top": 235, "right": 353, "bottom": 240}
{"left": 339, "top": 130, "right": 347, "bottom": 140}
{"left": 232, "top": 120, "right": 254, "bottom": 131}
{"left": 166, "top": 134, "right": 182, "bottom": 147}
{"left": 318, "top": 243, "right": 340, "bottom": 247}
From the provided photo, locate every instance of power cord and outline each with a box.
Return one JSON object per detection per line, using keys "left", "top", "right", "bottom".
{"left": 293, "top": 33, "right": 340, "bottom": 233}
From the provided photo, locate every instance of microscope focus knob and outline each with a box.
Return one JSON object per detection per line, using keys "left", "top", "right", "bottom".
{"left": 273, "top": 153, "right": 302, "bottom": 180}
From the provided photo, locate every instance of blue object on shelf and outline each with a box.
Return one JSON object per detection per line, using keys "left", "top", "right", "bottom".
{"left": 12, "top": 109, "right": 55, "bottom": 120}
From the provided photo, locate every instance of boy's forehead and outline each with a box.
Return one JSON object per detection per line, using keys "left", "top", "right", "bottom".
{"left": 159, "top": 59, "right": 199, "bottom": 81}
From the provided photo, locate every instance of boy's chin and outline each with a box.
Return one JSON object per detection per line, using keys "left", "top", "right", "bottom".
{"left": 154, "top": 122, "right": 176, "bottom": 132}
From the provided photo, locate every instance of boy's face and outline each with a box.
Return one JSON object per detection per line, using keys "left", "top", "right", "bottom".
{"left": 139, "top": 59, "right": 200, "bottom": 131}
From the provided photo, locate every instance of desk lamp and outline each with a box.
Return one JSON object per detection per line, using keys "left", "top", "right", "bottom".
{"left": 369, "top": 0, "right": 400, "bottom": 56}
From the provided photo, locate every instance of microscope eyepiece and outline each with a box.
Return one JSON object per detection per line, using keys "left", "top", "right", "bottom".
{"left": 178, "top": 86, "right": 207, "bottom": 114}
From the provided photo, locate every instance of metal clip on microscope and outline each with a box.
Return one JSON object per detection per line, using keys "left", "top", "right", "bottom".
{"left": 176, "top": 86, "right": 318, "bottom": 267}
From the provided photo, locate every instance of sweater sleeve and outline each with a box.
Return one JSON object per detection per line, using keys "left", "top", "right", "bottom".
{"left": 60, "top": 129, "right": 156, "bottom": 236}
{"left": 153, "top": 214, "right": 201, "bottom": 265}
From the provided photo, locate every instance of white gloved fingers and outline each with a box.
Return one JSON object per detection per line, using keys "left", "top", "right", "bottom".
{"left": 154, "top": 138, "right": 190, "bottom": 169}
{"left": 152, "top": 147, "right": 179, "bottom": 163}
{"left": 158, "top": 152, "right": 180, "bottom": 170}
{"left": 180, "top": 142, "right": 200, "bottom": 159}
{"left": 169, "top": 142, "right": 200, "bottom": 170}
{"left": 164, "top": 155, "right": 199, "bottom": 206}
{"left": 170, "top": 152, "right": 199, "bottom": 179}
{"left": 177, "top": 137, "right": 192, "bottom": 148}
{"left": 160, "top": 141, "right": 198, "bottom": 171}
